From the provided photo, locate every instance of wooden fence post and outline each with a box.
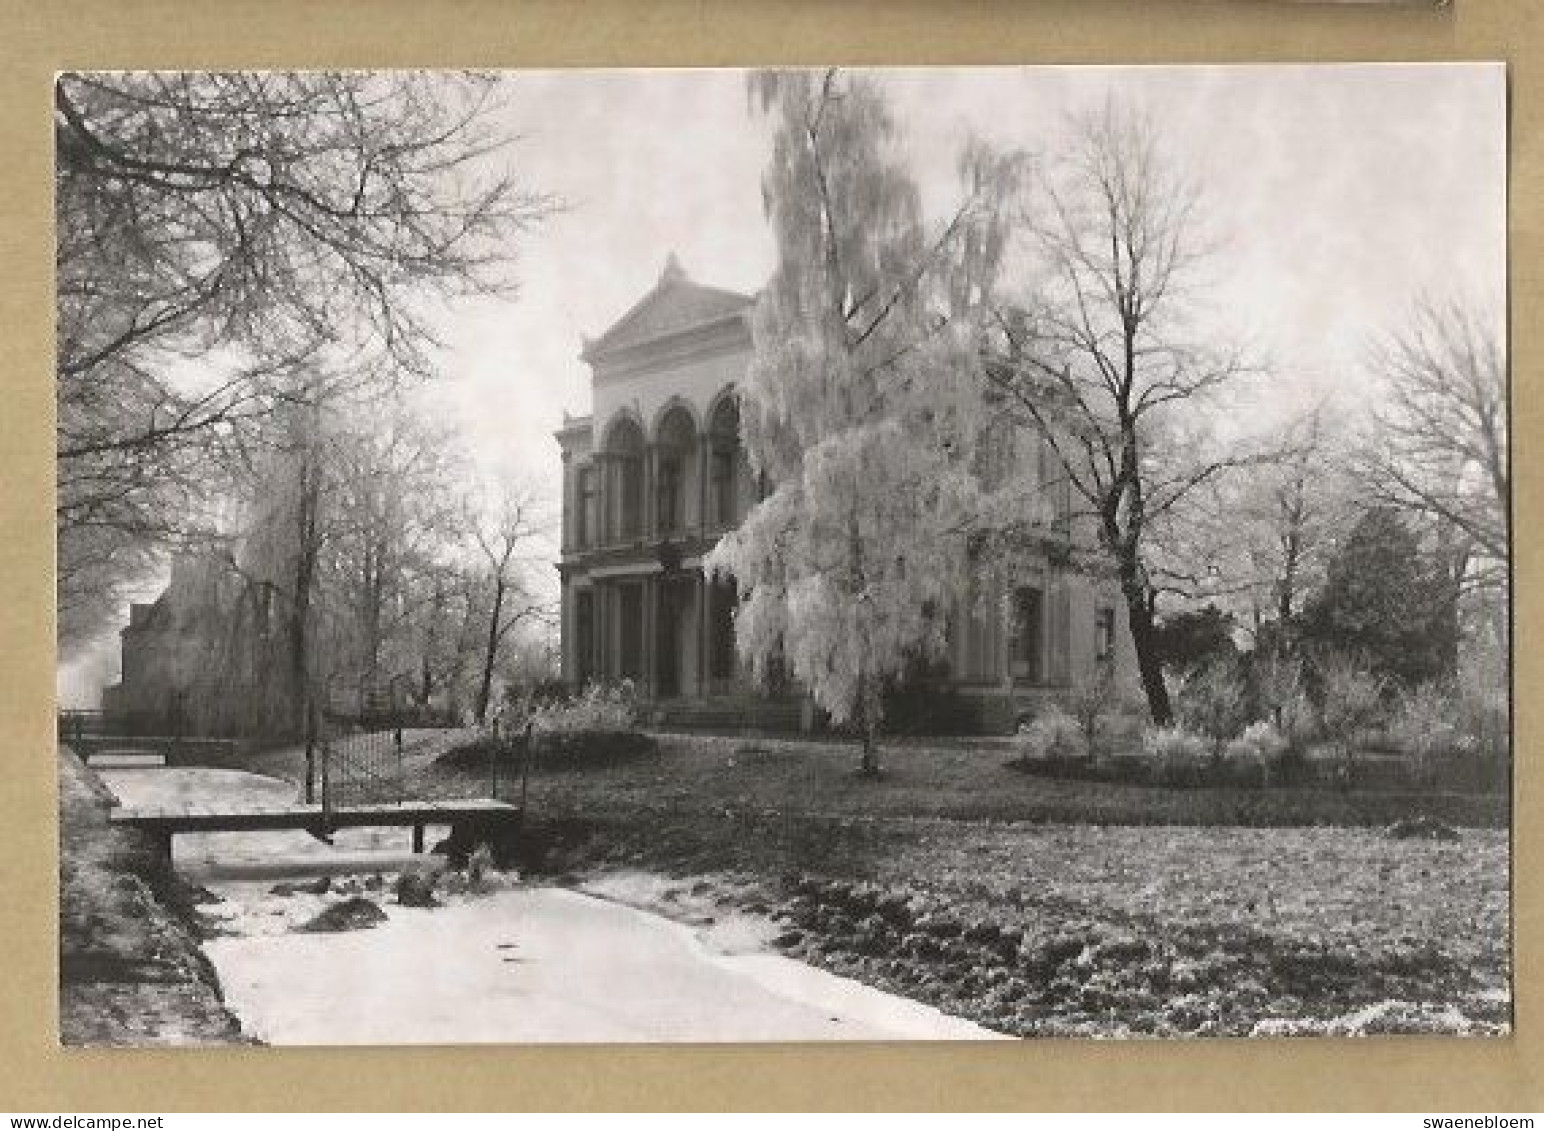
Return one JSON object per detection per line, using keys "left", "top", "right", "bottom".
{"left": 490, "top": 718, "right": 500, "bottom": 800}
{"left": 519, "top": 718, "right": 534, "bottom": 826}
{"left": 304, "top": 699, "right": 317, "bottom": 805}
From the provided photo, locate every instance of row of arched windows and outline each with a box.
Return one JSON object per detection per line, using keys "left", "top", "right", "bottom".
{"left": 574, "top": 396, "right": 746, "bottom": 549}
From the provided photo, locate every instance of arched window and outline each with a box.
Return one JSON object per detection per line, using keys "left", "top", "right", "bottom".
{"left": 655, "top": 405, "right": 697, "bottom": 536}
{"left": 707, "top": 397, "right": 742, "bottom": 529}
{"left": 576, "top": 464, "right": 597, "bottom": 548}
{"left": 604, "top": 417, "right": 645, "bottom": 541}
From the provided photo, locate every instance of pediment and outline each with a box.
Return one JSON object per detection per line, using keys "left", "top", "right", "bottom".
{"left": 583, "top": 255, "right": 754, "bottom": 362}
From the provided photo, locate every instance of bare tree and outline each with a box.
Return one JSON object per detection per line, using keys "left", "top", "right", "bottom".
{"left": 329, "top": 409, "right": 467, "bottom": 686}
{"left": 210, "top": 395, "right": 338, "bottom": 737}
{"left": 1221, "top": 409, "right": 1353, "bottom": 651}
{"left": 1359, "top": 296, "right": 1508, "bottom": 585}
{"left": 55, "top": 71, "right": 552, "bottom": 649}
{"left": 469, "top": 479, "right": 554, "bottom": 723}
{"left": 401, "top": 561, "right": 480, "bottom": 714}
{"left": 986, "top": 98, "right": 1271, "bottom": 725}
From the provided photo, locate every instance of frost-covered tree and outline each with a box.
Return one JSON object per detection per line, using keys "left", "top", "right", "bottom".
{"left": 55, "top": 71, "right": 552, "bottom": 648}
{"left": 188, "top": 391, "right": 475, "bottom": 737}
{"left": 708, "top": 69, "right": 1019, "bottom": 772}
{"left": 1359, "top": 296, "right": 1508, "bottom": 589}
{"left": 329, "top": 408, "right": 467, "bottom": 687}
{"left": 1200, "top": 409, "right": 1355, "bottom": 652}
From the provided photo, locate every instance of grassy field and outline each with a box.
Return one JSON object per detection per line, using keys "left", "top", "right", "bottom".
{"left": 486, "top": 732, "right": 1506, "bottom": 828}
{"left": 425, "top": 731, "right": 1511, "bottom": 1037}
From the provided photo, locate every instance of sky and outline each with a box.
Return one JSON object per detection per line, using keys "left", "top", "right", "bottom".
{"left": 57, "top": 63, "right": 1506, "bottom": 706}
{"left": 435, "top": 62, "right": 1505, "bottom": 495}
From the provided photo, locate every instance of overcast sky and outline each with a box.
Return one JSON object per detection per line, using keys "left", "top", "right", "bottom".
{"left": 57, "top": 63, "right": 1505, "bottom": 705}
{"left": 436, "top": 62, "right": 1505, "bottom": 495}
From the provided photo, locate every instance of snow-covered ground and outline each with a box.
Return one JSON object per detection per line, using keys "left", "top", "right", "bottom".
{"left": 96, "top": 765, "right": 1002, "bottom": 1043}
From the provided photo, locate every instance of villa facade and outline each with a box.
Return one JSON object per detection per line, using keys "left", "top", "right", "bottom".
{"left": 554, "top": 256, "right": 1135, "bottom": 732}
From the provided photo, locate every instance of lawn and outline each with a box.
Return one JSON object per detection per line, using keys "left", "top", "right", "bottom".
{"left": 421, "top": 731, "right": 1511, "bottom": 1038}
{"left": 470, "top": 731, "right": 1506, "bottom": 829}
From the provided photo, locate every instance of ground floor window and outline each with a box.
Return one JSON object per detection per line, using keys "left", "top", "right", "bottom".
{"left": 1012, "top": 586, "right": 1043, "bottom": 684}
{"left": 574, "top": 590, "right": 594, "bottom": 685}
{"left": 655, "top": 580, "right": 690, "bottom": 697}
{"left": 1095, "top": 605, "right": 1116, "bottom": 663}
{"left": 657, "top": 455, "right": 683, "bottom": 533}
{"left": 709, "top": 580, "right": 736, "bottom": 680}
{"left": 618, "top": 584, "right": 644, "bottom": 681}
{"left": 577, "top": 467, "right": 596, "bottom": 548}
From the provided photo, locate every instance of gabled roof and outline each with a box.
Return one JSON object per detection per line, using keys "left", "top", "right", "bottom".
{"left": 582, "top": 253, "right": 753, "bottom": 363}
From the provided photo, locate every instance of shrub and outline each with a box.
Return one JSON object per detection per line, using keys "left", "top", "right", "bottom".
{"left": 1222, "top": 721, "right": 1289, "bottom": 788}
{"left": 1316, "top": 654, "right": 1389, "bottom": 754}
{"left": 524, "top": 681, "right": 656, "bottom": 768}
{"left": 1176, "top": 662, "right": 1250, "bottom": 757}
{"left": 1062, "top": 664, "right": 1117, "bottom": 757}
{"left": 1278, "top": 690, "right": 1320, "bottom": 752}
{"left": 1142, "top": 725, "right": 1211, "bottom": 762}
{"left": 1456, "top": 630, "right": 1509, "bottom": 763}
{"left": 531, "top": 681, "right": 638, "bottom": 736}
{"left": 1388, "top": 683, "right": 1464, "bottom": 764}
{"left": 1225, "top": 720, "right": 1288, "bottom": 762}
{"left": 1141, "top": 725, "right": 1212, "bottom": 786}
{"left": 533, "top": 730, "right": 655, "bottom": 766}
{"left": 1015, "top": 704, "right": 1088, "bottom": 762}
{"left": 1254, "top": 653, "right": 1316, "bottom": 751}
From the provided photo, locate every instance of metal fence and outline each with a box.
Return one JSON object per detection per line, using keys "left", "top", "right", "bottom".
{"left": 310, "top": 717, "right": 531, "bottom": 814}
{"left": 318, "top": 726, "right": 407, "bottom": 811}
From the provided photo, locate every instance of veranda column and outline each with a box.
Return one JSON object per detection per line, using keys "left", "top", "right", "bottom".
{"left": 1049, "top": 571, "right": 1072, "bottom": 686}
{"left": 595, "top": 581, "right": 610, "bottom": 682}
{"left": 595, "top": 453, "right": 611, "bottom": 546}
{"left": 559, "top": 448, "right": 573, "bottom": 555}
{"left": 558, "top": 577, "right": 571, "bottom": 686}
{"left": 643, "top": 575, "right": 657, "bottom": 699}
{"left": 998, "top": 576, "right": 1014, "bottom": 691}
{"left": 696, "top": 569, "right": 710, "bottom": 697}
{"left": 698, "top": 430, "right": 711, "bottom": 536}
{"left": 644, "top": 442, "right": 658, "bottom": 541}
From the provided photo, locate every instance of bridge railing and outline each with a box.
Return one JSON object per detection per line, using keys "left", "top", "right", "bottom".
{"left": 59, "top": 708, "right": 185, "bottom": 743}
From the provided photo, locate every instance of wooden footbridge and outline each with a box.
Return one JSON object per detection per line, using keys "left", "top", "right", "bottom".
{"left": 69, "top": 711, "right": 526, "bottom": 861}
{"left": 110, "top": 796, "right": 520, "bottom": 856}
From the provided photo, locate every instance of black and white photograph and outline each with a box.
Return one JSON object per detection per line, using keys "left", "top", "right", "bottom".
{"left": 54, "top": 64, "right": 1509, "bottom": 1046}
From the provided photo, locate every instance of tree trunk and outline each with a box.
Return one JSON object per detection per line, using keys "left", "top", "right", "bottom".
{"left": 856, "top": 677, "right": 881, "bottom": 775}
{"left": 859, "top": 725, "right": 879, "bottom": 775}
{"left": 288, "top": 454, "right": 320, "bottom": 740}
{"left": 1121, "top": 579, "right": 1173, "bottom": 726}
{"left": 419, "top": 654, "right": 434, "bottom": 709}
{"left": 475, "top": 578, "right": 505, "bottom": 723}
